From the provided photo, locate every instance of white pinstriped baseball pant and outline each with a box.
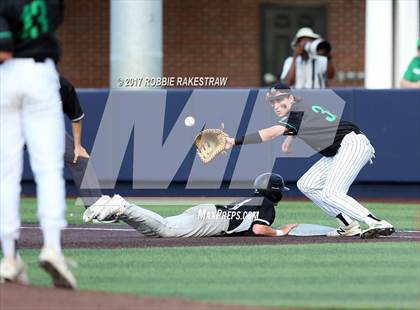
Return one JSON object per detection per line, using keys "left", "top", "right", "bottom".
{"left": 297, "top": 132, "right": 375, "bottom": 223}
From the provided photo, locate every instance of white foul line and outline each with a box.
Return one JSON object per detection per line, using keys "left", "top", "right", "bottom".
{"left": 21, "top": 226, "right": 135, "bottom": 232}
{"left": 20, "top": 226, "right": 420, "bottom": 238}
{"left": 391, "top": 236, "right": 420, "bottom": 239}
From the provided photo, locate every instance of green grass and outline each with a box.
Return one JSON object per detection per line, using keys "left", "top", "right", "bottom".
{"left": 14, "top": 198, "right": 420, "bottom": 309}
{"left": 19, "top": 197, "right": 419, "bottom": 230}
{"left": 20, "top": 243, "right": 420, "bottom": 309}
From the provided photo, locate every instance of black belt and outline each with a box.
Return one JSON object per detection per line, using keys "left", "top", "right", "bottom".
{"left": 33, "top": 57, "right": 47, "bottom": 63}
{"left": 0, "top": 57, "right": 49, "bottom": 65}
{"left": 10, "top": 56, "right": 48, "bottom": 62}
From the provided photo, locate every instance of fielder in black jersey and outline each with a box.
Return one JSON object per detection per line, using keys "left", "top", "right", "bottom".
{"left": 82, "top": 173, "right": 297, "bottom": 238}
{"left": 224, "top": 84, "right": 394, "bottom": 239}
{"left": 60, "top": 76, "right": 84, "bottom": 122}
{"left": 59, "top": 76, "right": 102, "bottom": 210}
{"left": 277, "top": 99, "right": 361, "bottom": 157}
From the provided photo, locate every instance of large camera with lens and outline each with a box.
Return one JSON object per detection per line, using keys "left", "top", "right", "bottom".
{"left": 304, "top": 39, "right": 332, "bottom": 57}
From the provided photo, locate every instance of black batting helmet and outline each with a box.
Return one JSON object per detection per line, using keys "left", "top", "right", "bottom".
{"left": 253, "top": 172, "right": 289, "bottom": 202}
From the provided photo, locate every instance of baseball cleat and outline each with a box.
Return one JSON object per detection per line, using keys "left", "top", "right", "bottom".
{"left": 83, "top": 195, "right": 112, "bottom": 222}
{"left": 96, "top": 194, "right": 127, "bottom": 221}
{"left": 360, "top": 220, "right": 395, "bottom": 239}
{"left": 326, "top": 221, "right": 361, "bottom": 237}
{"left": 39, "top": 247, "right": 77, "bottom": 290}
{"left": 0, "top": 256, "right": 29, "bottom": 285}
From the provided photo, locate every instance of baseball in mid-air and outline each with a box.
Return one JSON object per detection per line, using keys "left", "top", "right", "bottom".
{"left": 184, "top": 116, "right": 195, "bottom": 127}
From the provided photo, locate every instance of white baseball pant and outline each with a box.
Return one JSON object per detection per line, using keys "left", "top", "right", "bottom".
{"left": 297, "top": 132, "right": 375, "bottom": 223}
{"left": 121, "top": 203, "right": 229, "bottom": 237}
{"left": 0, "top": 58, "right": 66, "bottom": 255}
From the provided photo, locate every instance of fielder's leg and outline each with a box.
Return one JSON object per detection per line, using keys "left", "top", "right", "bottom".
{"left": 297, "top": 157, "right": 358, "bottom": 236}
{"left": 320, "top": 132, "right": 394, "bottom": 238}
{"left": 297, "top": 157, "right": 335, "bottom": 216}
{"left": 64, "top": 133, "right": 102, "bottom": 208}
{"left": 22, "top": 59, "right": 76, "bottom": 288}
{"left": 0, "top": 63, "right": 28, "bottom": 283}
{"left": 23, "top": 63, "right": 66, "bottom": 251}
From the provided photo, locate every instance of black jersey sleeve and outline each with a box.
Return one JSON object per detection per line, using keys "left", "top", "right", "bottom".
{"left": 0, "top": 16, "right": 13, "bottom": 52}
{"left": 251, "top": 198, "right": 275, "bottom": 227}
{"left": 278, "top": 111, "right": 303, "bottom": 135}
{"left": 59, "top": 76, "right": 84, "bottom": 122}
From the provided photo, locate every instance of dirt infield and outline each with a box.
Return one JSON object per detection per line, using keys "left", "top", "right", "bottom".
{"left": 0, "top": 283, "right": 277, "bottom": 310}
{"left": 18, "top": 224, "right": 420, "bottom": 249}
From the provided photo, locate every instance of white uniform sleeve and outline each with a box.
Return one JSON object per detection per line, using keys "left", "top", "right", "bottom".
{"left": 281, "top": 57, "right": 293, "bottom": 80}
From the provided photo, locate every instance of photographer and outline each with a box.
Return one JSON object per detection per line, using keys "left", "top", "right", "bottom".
{"left": 281, "top": 27, "right": 335, "bottom": 88}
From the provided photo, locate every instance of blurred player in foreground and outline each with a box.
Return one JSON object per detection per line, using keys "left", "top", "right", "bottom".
{"left": 83, "top": 173, "right": 297, "bottom": 237}
{"left": 0, "top": 0, "right": 76, "bottom": 289}
{"left": 224, "top": 84, "right": 394, "bottom": 239}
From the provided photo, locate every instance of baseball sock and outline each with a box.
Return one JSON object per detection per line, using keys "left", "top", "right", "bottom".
{"left": 364, "top": 214, "right": 381, "bottom": 226}
{"left": 1, "top": 237, "right": 16, "bottom": 259}
{"left": 43, "top": 229, "right": 62, "bottom": 252}
{"left": 336, "top": 213, "right": 353, "bottom": 227}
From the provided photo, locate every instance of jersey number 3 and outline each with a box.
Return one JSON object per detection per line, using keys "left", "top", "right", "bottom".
{"left": 21, "top": 0, "right": 49, "bottom": 40}
{"left": 311, "top": 105, "right": 337, "bottom": 122}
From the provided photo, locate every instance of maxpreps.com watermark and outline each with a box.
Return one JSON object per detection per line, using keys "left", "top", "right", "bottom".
{"left": 117, "top": 76, "right": 228, "bottom": 88}
{"left": 197, "top": 209, "right": 260, "bottom": 220}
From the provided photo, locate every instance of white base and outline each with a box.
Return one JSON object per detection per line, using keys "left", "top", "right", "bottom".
{"left": 288, "top": 224, "right": 335, "bottom": 236}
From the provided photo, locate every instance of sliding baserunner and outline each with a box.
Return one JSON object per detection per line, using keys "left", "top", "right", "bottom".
{"left": 83, "top": 173, "right": 296, "bottom": 237}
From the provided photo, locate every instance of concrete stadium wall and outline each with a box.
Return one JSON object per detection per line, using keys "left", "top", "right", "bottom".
{"left": 22, "top": 89, "right": 420, "bottom": 187}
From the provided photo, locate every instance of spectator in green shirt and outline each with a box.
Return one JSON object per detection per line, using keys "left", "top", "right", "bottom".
{"left": 400, "top": 38, "right": 420, "bottom": 88}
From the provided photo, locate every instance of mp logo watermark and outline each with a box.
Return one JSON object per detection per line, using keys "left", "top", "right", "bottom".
{"left": 197, "top": 209, "right": 260, "bottom": 221}
{"left": 82, "top": 88, "right": 345, "bottom": 190}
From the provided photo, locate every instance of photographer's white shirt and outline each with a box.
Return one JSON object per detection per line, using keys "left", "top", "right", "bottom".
{"left": 281, "top": 55, "right": 328, "bottom": 89}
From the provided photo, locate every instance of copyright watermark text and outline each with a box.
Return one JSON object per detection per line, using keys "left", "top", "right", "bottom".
{"left": 117, "top": 76, "right": 228, "bottom": 88}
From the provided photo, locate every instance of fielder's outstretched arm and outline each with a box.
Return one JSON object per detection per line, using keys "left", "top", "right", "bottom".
{"left": 225, "top": 125, "right": 286, "bottom": 149}
{"left": 258, "top": 125, "right": 287, "bottom": 141}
